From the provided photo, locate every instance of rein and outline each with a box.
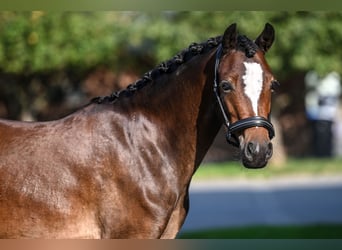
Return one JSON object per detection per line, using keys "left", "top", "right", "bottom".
{"left": 213, "top": 44, "right": 275, "bottom": 147}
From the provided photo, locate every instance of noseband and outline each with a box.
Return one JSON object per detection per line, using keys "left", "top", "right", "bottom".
{"left": 213, "top": 44, "right": 275, "bottom": 147}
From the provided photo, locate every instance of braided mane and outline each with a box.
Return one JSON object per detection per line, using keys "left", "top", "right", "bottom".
{"left": 91, "top": 34, "right": 258, "bottom": 104}
{"left": 91, "top": 36, "right": 221, "bottom": 104}
{"left": 237, "top": 35, "right": 258, "bottom": 58}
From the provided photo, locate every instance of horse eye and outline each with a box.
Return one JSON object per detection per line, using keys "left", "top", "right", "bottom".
{"left": 271, "top": 80, "right": 280, "bottom": 92}
{"left": 220, "top": 81, "right": 233, "bottom": 93}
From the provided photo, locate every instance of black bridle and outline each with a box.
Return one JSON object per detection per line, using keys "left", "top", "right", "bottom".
{"left": 213, "top": 44, "right": 275, "bottom": 147}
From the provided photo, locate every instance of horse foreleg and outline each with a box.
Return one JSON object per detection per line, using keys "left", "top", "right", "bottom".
{"left": 160, "top": 192, "right": 189, "bottom": 239}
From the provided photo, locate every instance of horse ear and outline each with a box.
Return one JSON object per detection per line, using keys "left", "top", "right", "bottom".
{"left": 222, "top": 23, "right": 238, "bottom": 54}
{"left": 255, "top": 23, "right": 275, "bottom": 53}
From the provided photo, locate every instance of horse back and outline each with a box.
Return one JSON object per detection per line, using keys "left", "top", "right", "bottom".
{"left": 0, "top": 104, "right": 116, "bottom": 238}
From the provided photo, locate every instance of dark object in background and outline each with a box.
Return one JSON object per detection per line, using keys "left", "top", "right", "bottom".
{"left": 311, "top": 120, "right": 333, "bottom": 157}
{"left": 305, "top": 71, "right": 341, "bottom": 158}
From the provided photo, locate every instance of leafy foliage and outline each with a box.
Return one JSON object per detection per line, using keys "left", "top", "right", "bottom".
{"left": 0, "top": 11, "right": 341, "bottom": 77}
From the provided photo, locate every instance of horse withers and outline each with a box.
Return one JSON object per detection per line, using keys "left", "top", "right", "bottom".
{"left": 0, "top": 23, "right": 277, "bottom": 238}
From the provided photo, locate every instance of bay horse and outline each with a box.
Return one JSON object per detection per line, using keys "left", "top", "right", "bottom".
{"left": 0, "top": 23, "right": 277, "bottom": 238}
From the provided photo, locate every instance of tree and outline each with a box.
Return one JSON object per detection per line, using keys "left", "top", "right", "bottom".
{"left": 0, "top": 12, "right": 341, "bottom": 77}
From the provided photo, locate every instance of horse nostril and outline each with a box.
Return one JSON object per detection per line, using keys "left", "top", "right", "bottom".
{"left": 247, "top": 142, "right": 258, "bottom": 155}
{"left": 266, "top": 142, "right": 273, "bottom": 159}
{"left": 245, "top": 142, "right": 258, "bottom": 161}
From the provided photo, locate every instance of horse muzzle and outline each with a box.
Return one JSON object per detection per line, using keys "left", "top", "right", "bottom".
{"left": 241, "top": 139, "right": 273, "bottom": 168}
{"left": 225, "top": 116, "right": 275, "bottom": 168}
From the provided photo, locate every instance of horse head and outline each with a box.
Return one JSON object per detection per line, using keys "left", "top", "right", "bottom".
{"left": 215, "top": 23, "right": 278, "bottom": 168}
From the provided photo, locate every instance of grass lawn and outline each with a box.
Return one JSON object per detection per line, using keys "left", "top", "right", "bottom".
{"left": 193, "top": 158, "right": 342, "bottom": 180}
{"left": 178, "top": 224, "right": 342, "bottom": 239}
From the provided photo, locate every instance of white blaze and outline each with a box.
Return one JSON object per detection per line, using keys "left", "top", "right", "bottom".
{"left": 242, "top": 62, "right": 264, "bottom": 115}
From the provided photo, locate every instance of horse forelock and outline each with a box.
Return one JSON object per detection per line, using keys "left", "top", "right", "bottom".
{"left": 237, "top": 35, "right": 258, "bottom": 58}
{"left": 91, "top": 36, "right": 222, "bottom": 104}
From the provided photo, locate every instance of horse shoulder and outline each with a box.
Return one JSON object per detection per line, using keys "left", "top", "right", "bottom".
{"left": 79, "top": 105, "right": 190, "bottom": 238}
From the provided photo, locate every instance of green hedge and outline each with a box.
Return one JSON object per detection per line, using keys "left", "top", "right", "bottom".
{"left": 0, "top": 12, "right": 341, "bottom": 77}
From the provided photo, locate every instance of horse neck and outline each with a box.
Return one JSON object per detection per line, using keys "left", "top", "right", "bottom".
{"left": 124, "top": 49, "right": 222, "bottom": 170}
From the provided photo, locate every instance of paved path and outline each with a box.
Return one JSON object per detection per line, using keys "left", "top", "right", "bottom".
{"left": 180, "top": 175, "right": 342, "bottom": 232}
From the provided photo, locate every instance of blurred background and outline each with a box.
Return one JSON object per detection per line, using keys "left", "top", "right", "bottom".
{"left": 0, "top": 11, "right": 341, "bottom": 238}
